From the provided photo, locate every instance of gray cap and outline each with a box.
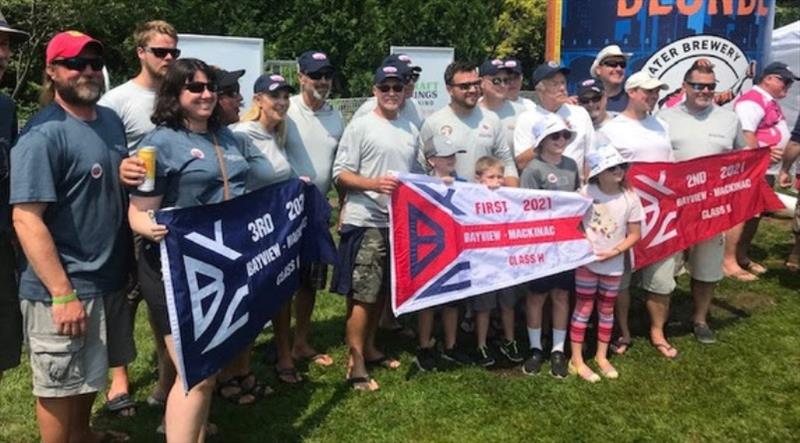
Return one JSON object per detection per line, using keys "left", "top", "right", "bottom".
{"left": 424, "top": 133, "right": 466, "bottom": 158}
{"left": 0, "top": 10, "right": 28, "bottom": 43}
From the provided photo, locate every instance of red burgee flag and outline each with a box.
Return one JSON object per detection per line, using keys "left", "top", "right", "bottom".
{"left": 629, "top": 148, "right": 784, "bottom": 270}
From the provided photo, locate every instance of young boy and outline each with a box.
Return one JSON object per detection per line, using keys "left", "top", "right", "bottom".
{"left": 414, "top": 134, "right": 473, "bottom": 371}
{"left": 470, "top": 156, "right": 524, "bottom": 366}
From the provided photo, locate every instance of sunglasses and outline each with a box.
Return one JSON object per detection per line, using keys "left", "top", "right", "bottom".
{"left": 547, "top": 130, "right": 572, "bottom": 141}
{"left": 377, "top": 84, "right": 404, "bottom": 93}
{"left": 219, "top": 87, "right": 240, "bottom": 97}
{"left": 491, "top": 77, "right": 510, "bottom": 86}
{"left": 450, "top": 81, "right": 482, "bottom": 91}
{"left": 306, "top": 71, "right": 334, "bottom": 80}
{"left": 686, "top": 81, "right": 716, "bottom": 92}
{"left": 145, "top": 47, "right": 181, "bottom": 59}
{"left": 601, "top": 60, "right": 626, "bottom": 69}
{"left": 578, "top": 95, "right": 603, "bottom": 104}
{"left": 184, "top": 81, "right": 218, "bottom": 93}
{"left": 611, "top": 163, "right": 629, "bottom": 171}
{"left": 51, "top": 57, "right": 104, "bottom": 71}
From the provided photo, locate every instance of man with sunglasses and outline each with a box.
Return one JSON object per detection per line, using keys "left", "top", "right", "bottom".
{"left": 331, "top": 65, "right": 423, "bottom": 391}
{"left": 727, "top": 62, "right": 798, "bottom": 281}
{"left": 0, "top": 9, "right": 28, "bottom": 384}
{"left": 10, "top": 31, "right": 131, "bottom": 443}
{"left": 99, "top": 20, "right": 179, "bottom": 417}
{"left": 576, "top": 79, "right": 611, "bottom": 130}
{"left": 213, "top": 67, "right": 245, "bottom": 125}
{"left": 590, "top": 45, "right": 633, "bottom": 115}
{"left": 514, "top": 62, "right": 594, "bottom": 177}
{"left": 657, "top": 62, "right": 748, "bottom": 345}
{"left": 479, "top": 59, "right": 518, "bottom": 152}
{"left": 504, "top": 58, "right": 536, "bottom": 113}
{"left": 352, "top": 53, "right": 424, "bottom": 129}
{"left": 421, "top": 61, "right": 518, "bottom": 186}
{"left": 284, "top": 50, "right": 343, "bottom": 369}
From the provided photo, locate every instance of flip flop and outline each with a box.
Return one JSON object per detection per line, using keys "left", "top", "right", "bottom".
{"left": 726, "top": 269, "right": 759, "bottom": 282}
{"left": 294, "top": 351, "right": 334, "bottom": 367}
{"left": 651, "top": 342, "right": 679, "bottom": 360}
{"left": 104, "top": 394, "right": 136, "bottom": 417}
{"left": 609, "top": 337, "right": 632, "bottom": 355}
{"left": 275, "top": 366, "right": 304, "bottom": 384}
{"left": 739, "top": 259, "right": 767, "bottom": 275}
{"left": 365, "top": 355, "right": 401, "bottom": 369}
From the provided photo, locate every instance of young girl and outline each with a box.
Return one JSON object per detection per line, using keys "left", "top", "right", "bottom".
{"left": 569, "top": 143, "right": 642, "bottom": 382}
{"left": 519, "top": 114, "right": 580, "bottom": 378}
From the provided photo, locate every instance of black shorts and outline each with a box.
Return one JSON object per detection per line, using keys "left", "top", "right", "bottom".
{"left": 527, "top": 270, "right": 575, "bottom": 294}
{"left": 138, "top": 240, "right": 172, "bottom": 337}
{"left": 300, "top": 261, "right": 328, "bottom": 291}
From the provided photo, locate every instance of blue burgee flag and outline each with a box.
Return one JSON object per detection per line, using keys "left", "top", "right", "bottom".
{"left": 156, "top": 179, "right": 336, "bottom": 391}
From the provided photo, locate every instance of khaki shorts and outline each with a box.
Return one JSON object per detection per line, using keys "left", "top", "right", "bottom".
{"left": 686, "top": 234, "right": 725, "bottom": 283}
{"left": 620, "top": 255, "right": 677, "bottom": 296}
{"left": 351, "top": 228, "right": 390, "bottom": 304}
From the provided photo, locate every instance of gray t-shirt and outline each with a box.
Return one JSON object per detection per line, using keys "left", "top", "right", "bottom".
{"left": 285, "top": 95, "right": 344, "bottom": 194}
{"left": 519, "top": 155, "right": 580, "bottom": 192}
{"left": 10, "top": 104, "right": 129, "bottom": 300}
{"left": 131, "top": 125, "right": 271, "bottom": 208}
{"left": 98, "top": 80, "right": 156, "bottom": 151}
{"left": 352, "top": 97, "right": 424, "bottom": 129}
{"left": 420, "top": 105, "right": 517, "bottom": 181}
{"left": 657, "top": 103, "right": 747, "bottom": 161}
{"left": 481, "top": 99, "right": 520, "bottom": 156}
{"left": 230, "top": 120, "right": 293, "bottom": 185}
{"left": 0, "top": 93, "right": 17, "bottom": 233}
{"left": 332, "top": 112, "right": 422, "bottom": 228}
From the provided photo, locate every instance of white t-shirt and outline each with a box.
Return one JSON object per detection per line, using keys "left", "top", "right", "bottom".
{"left": 734, "top": 85, "right": 790, "bottom": 175}
{"left": 581, "top": 184, "right": 644, "bottom": 276}
{"left": 352, "top": 96, "right": 424, "bottom": 129}
{"left": 98, "top": 80, "right": 156, "bottom": 151}
{"left": 230, "top": 121, "right": 293, "bottom": 186}
{"left": 514, "top": 103, "right": 595, "bottom": 174}
{"left": 285, "top": 95, "right": 344, "bottom": 194}
{"left": 598, "top": 114, "right": 675, "bottom": 163}
{"left": 480, "top": 99, "right": 519, "bottom": 155}
{"left": 510, "top": 97, "right": 537, "bottom": 113}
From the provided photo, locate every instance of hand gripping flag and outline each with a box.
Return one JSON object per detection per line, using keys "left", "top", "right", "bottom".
{"left": 156, "top": 179, "right": 336, "bottom": 391}
{"left": 390, "top": 173, "right": 595, "bottom": 316}
{"left": 629, "top": 148, "right": 784, "bottom": 270}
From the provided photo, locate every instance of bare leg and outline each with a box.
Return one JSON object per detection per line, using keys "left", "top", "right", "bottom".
{"left": 150, "top": 312, "right": 176, "bottom": 402}
{"left": 615, "top": 288, "right": 632, "bottom": 346}
{"left": 475, "top": 311, "right": 490, "bottom": 348}
{"left": 646, "top": 292, "right": 677, "bottom": 358}
{"left": 37, "top": 396, "right": 74, "bottom": 443}
{"left": 525, "top": 293, "right": 546, "bottom": 331}
{"left": 691, "top": 279, "right": 715, "bottom": 325}
{"left": 417, "top": 309, "right": 435, "bottom": 348}
{"left": 500, "top": 306, "right": 515, "bottom": 342}
{"left": 442, "top": 307, "right": 459, "bottom": 349}
{"left": 551, "top": 290, "right": 570, "bottom": 331}
{"left": 164, "top": 335, "right": 216, "bottom": 443}
{"left": 274, "top": 301, "right": 301, "bottom": 382}
{"left": 737, "top": 217, "right": 760, "bottom": 265}
{"left": 293, "top": 284, "right": 331, "bottom": 365}
{"left": 722, "top": 222, "right": 747, "bottom": 275}
{"left": 107, "top": 366, "right": 133, "bottom": 415}
{"left": 346, "top": 299, "right": 378, "bottom": 390}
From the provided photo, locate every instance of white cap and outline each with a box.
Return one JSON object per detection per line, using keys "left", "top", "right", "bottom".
{"left": 625, "top": 70, "right": 669, "bottom": 91}
{"left": 531, "top": 114, "right": 576, "bottom": 149}
{"left": 587, "top": 143, "right": 627, "bottom": 179}
{"left": 590, "top": 45, "right": 633, "bottom": 78}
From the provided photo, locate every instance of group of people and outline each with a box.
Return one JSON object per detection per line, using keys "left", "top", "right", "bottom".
{"left": 0, "top": 12, "right": 798, "bottom": 443}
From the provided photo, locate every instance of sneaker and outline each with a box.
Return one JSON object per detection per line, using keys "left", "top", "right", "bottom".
{"left": 414, "top": 346, "right": 439, "bottom": 372}
{"left": 693, "top": 323, "right": 717, "bottom": 344}
{"left": 499, "top": 339, "right": 524, "bottom": 363}
{"left": 475, "top": 345, "right": 496, "bottom": 367}
{"left": 550, "top": 351, "right": 568, "bottom": 379}
{"left": 441, "top": 346, "right": 473, "bottom": 365}
{"left": 521, "top": 348, "right": 545, "bottom": 375}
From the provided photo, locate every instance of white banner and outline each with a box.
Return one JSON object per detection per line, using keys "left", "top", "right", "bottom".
{"left": 391, "top": 46, "right": 454, "bottom": 119}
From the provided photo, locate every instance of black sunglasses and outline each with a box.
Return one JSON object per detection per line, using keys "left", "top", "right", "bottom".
{"left": 377, "top": 84, "right": 404, "bottom": 93}
{"left": 547, "top": 130, "right": 572, "bottom": 141}
{"left": 306, "top": 70, "right": 334, "bottom": 80}
{"left": 218, "top": 86, "right": 240, "bottom": 97}
{"left": 579, "top": 95, "right": 603, "bottom": 104}
{"left": 601, "top": 60, "right": 626, "bottom": 69}
{"left": 686, "top": 81, "right": 716, "bottom": 92}
{"left": 51, "top": 57, "right": 104, "bottom": 71}
{"left": 184, "top": 81, "right": 218, "bottom": 93}
{"left": 450, "top": 81, "right": 481, "bottom": 91}
{"left": 145, "top": 47, "right": 181, "bottom": 59}
{"left": 491, "top": 77, "right": 510, "bottom": 86}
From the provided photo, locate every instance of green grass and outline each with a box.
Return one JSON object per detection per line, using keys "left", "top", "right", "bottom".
{"left": 1, "top": 218, "right": 799, "bottom": 442}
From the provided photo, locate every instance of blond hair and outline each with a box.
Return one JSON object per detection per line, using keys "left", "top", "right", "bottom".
{"left": 240, "top": 94, "right": 288, "bottom": 148}
{"left": 133, "top": 20, "right": 177, "bottom": 48}
{"left": 475, "top": 155, "right": 504, "bottom": 177}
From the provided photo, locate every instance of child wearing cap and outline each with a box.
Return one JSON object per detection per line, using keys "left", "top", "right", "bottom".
{"left": 519, "top": 114, "right": 580, "bottom": 378}
{"left": 569, "top": 144, "right": 643, "bottom": 382}
{"left": 414, "top": 134, "right": 472, "bottom": 371}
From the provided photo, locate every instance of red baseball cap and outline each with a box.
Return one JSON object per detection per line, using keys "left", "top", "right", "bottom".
{"left": 46, "top": 31, "right": 103, "bottom": 65}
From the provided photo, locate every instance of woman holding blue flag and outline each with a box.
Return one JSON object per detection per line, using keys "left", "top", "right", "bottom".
{"left": 127, "top": 58, "right": 272, "bottom": 443}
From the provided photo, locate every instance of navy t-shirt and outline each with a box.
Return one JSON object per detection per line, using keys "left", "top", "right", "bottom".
{"left": 0, "top": 93, "right": 17, "bottom": 233}
{"left": 10, "top": 103, "right": 129, "bottom": 300}
{"left": 606, "top": 89, "right": 629, "bottom": 114}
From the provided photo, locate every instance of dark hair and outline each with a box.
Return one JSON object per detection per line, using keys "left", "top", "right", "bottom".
{"left": 683, "top": 63, "right": 714, "bottom": 82}
{"left": 444, "top": 61, "right": 478, "bottom": 85}
{"left": 151, "top": 58, "right": 222, "bottom": 131}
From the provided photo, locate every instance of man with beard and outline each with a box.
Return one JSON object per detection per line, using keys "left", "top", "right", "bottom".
{"left": 99, "top": 20, "right": 179, "bottom": 416}
{"left": 0, "top": 9, "right": 28, "bottom": 383}
{"left": 576, "top": 78, "right": 612, "bottom": 129}
{"left": 11, "top": 31, "right": 131, "bottom": 443}
{"left": 283, "top": 50, "right": 343, "bottom": 368}
{"left": 421, "top": 61, "right": 518, "bottom": 186}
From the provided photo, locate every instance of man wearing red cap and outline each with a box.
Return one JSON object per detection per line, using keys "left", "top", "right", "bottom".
{"left": 0, "top": 8, "right": 28, "bottom": 384}
{"left": 10, "top": 31, "right": 131, "bottom": 443}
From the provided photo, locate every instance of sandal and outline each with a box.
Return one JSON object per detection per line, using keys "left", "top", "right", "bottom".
{"left": 651, "top": 341, "right": 679, "bottom": 360}
{"left": 293, "top": 351, "right": 334, "bottom": 367}
{"left": 739, "top": 259, "right": 767, "bottom": 275}
{"left": 346, "top": 375, "right": 379, "bottom": 392}
{"left": 609, "top": 337, "right": 632, "bottom": 355}
{"left": 365, "top": 355, "right": 401, "bottom": 370}
{"left": 237, "top": 372, "right": 273, "bottom": 397}
{"left": 275, "top": 366, "right": 304, "bottom": 384}
{"left": 104, "top": 393, "right": 136, "bottom": 417}
{"left": 215, "top": 373, "right": 272, "bottom": 405}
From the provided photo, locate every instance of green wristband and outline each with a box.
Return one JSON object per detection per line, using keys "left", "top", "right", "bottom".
{"left": 52, "top": 290, "right": 78, "bottom": 305}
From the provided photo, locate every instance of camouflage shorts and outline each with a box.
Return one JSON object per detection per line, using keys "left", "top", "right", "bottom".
{"left": 793, "top": 196, "right": 800, "bottom": 235}
{"left": 351, "top": 228, "right": 390, "bottom": 304}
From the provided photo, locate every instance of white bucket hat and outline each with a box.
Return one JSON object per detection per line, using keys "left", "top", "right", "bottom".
{"left": 587, "top": 143, "right": 627, "bottom": 179}
{"left": 531, "top": 114, "right": 576, "bottom": 149}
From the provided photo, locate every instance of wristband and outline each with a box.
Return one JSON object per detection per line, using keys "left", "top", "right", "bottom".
{"left": 52, "top": 290, "right": 78, "bottom": 305}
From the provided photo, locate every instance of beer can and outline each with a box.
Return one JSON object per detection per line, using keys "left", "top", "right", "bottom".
{"left": 137, "top": 146, "right": 156, "bottom": 192}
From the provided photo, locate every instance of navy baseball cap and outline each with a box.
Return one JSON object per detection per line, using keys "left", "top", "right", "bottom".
{"left": 577, "top": 78, "right": 604, "bottom": 97}
{"left": 373, "top": 64, "right": 404, "bottom": 84}
{"left": 532, "top": 61, "right": 571, "bottom": 87}
{"left": 298, "top": 50, "right": 334, "bottom": 74}
{"left": 479, "top": 58, "right": 511, "bottom": 77}
{"left": 503, "top": 58, "right": 523, "bottom": 75}
{"left": 253, "top": 73, "right": 295, "bottom": 94}
{"left": 383, "top": 53, "right": 422, "bottom": 73}
{"left": 761, "top": 61, "right": 799, "bottom": 82}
